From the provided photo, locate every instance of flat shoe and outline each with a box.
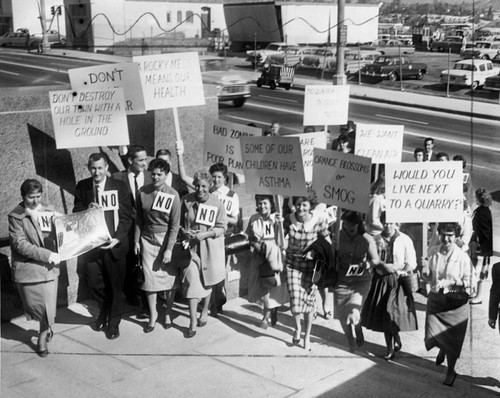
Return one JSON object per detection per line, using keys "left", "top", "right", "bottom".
{"left": 144, "top": 324, "right": 155, "bottom": 333}
{"left": 37, "top": 348, "right": 49, "bottom": 358}
{"left": 186, "top": 329, "right": 197, "bottom": 338}
{"left": 198, "top": 319, "right": 208, "bottom": 328}
{"left": 443, "top": 371, "right": 457, "bottom": 387}
{"left": 383, "top": 351, "right": 395, "bottom": 360}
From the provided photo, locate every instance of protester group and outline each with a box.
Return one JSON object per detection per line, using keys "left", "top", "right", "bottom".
{"left": 8, "top": 119, "right": 498, "bottom": 389}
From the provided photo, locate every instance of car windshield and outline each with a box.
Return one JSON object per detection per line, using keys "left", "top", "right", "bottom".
{"left": 374, "top": 56, "right": 392, "bottom": 64}
{"left": 265, "top": 44, "right": 282, "bottom": 51}
{"left": 453, "top": 63, "right": 475, "bottom": 71}
{"left": 476, "top": 43, "right": 491, "bottom": 48}
{"left": 200, "top": 59, "right": 225, "bottom": 72}
{"left": 345, "top": 54, "right": 358, "bottom": 61}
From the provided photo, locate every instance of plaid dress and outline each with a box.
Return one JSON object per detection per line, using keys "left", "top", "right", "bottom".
{"left": 285, "top": 212, "right": 329, "bottom": 314}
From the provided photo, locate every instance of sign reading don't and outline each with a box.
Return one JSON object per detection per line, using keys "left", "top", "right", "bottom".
{"left": 133, "top": 52, "right": 204, "bottom": 110}
{"left": 49, "top": 88, "right": 129, "bottom": 149}
{"left": 68, "top": 62, "right": 146, "bottom": 115}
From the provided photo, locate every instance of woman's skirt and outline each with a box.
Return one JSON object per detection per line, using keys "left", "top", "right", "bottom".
{"left": 425, "top": 291, "right": 469, "bottom": 358}
{"left": 140, "top": 231, "right": 178, "bottom": 292}
{"left": 181, "top": 250, "right": 211, "bottom": 299}
{"left": 361, "top": 273, "right": 418, "bottom": 332}
{"left": 333, "top": 277, "right": 371, "bottom": 323}
{"left": 286, "top": 260, "right": 317, "bottom": 314}
{"left": 247, "top": 253, "right": 289, "bottom": 309}
{"left": 17, "top": 278, "right": 58, "bottom": 326}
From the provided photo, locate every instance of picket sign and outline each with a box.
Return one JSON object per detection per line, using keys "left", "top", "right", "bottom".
{"left": 273, "top": 195, "right": 285, "bottom": 249}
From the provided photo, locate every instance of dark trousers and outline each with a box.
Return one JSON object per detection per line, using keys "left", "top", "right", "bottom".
{"left": 489, "top": 262, "right": 500, "bottom": 325}
{"left": 84, "top": 249, "right": 125, "bottom": 328}
{"left": 123, "top": 248, "right": 140, "bottom": 300}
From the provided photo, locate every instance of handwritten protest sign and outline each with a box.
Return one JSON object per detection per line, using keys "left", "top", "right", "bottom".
{"left": 303, "top": 85, "right": 349, "bottom": 126}
{"left": 240, "top": 136, "right": 306, "bottom": 197}
{"left": 49, "top": 88, "right": 129, "bottom": 149}
{"left": 312, "top": 148, "right": 371, "bottom": 213}
{"left": 204, "top": 118, "right": 261, "bottom": 174}
{"left": 385, "top": 162, "right": 463, "bottom": 223}
{"left": 355, "top": 124, "right": 404, "bottom": 164}
{"left": 68, "top": 62, "right": 146, "bottom": 115}
{"left": 289, "top": 131, "right": 327, "bottom": 182}
{"left": 133, "top": 52, "right": 204, "bottom": 110}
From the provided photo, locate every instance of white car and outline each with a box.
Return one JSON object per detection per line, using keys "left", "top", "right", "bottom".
{"left": 461, "top": 41, "right": 500, "bottom": 60}
{"left": 200, "top": 56, "right": 251, "bottom": 107}
{"left": 246, "top": 42, "right": 293, "bottom": 67}
{"left": 440, "top": 59, "right": 500, "bottom": 89}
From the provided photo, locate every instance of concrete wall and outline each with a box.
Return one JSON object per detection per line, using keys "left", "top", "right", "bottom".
{"left": 0, "top": 83, "right": 219, "bottom": 321}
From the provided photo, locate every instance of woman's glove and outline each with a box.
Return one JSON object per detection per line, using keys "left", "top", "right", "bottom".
{"left": 48, "top": 252, "right": 61, "bottom": 265}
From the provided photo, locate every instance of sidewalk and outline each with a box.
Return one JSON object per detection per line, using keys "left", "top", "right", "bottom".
{"left": 2, "top": 275, "right": 499, "bottom": 398}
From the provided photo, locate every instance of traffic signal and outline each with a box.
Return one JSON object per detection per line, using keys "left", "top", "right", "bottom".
{"left": 57, "top": 6, "right": 62, "bottom": 15}
{"left": 50, "top": 6, "right": 55, "bottom": 15}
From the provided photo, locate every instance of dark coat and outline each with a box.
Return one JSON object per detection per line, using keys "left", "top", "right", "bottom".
{"left": 472, "top": 205, "right": 493, "bottom": 256}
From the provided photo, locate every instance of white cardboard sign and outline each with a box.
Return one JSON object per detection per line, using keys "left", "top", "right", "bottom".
{"left": 49, "top": 88, "right": 129, "bottom": 149}
{"left": 203, "top": 117, "right": 261, "bottom": 173}
{"left": 289, "top": 130, "right": 328, "bottom": 182}
{"left": 385, "top": 161, "right": 463, "bottom": 223}
{"left": 133, "top": 52, "right": 204, "bottom": 110}
{"left": 68, "top": 62, "right": 146, "bottom": 115}
{"left": 303, "top": 85, "right": 349, "bottom": 126}
{"left": 355, "top": 124, "right": 404, "bottom": 164}
{"left": 312, "top": 148, "right": 372, "bottom": 213}
{"left": 240, "top": 136, "right": 307, "bottom": 197}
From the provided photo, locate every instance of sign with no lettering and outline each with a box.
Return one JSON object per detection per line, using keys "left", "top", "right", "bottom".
{"left": 240, "top": 136, "right": 307, "bottom": 197}
{"left": 303, "top": 85, "right": 349, "bottom": 126}
{"left": 312, "top": 148, "right": 372, "bottom": 213}
{"left": 289, "top": 131, "right": 328, "bottom": 182}
{"left": 355, "top": 124, "right": 404, "bottom": 164}
{"left": 133, "top": 52, "right": 204, "bottom": 110}
{"left": 68, "top": 62, "right": 146, "bottom": 115}
{"left": 49, "top": 88, "right": 129, "bottom": 149}
{"left": 204, "top": 118, "right": 261, "bottom": 174}
{"left": 385, "top": 161, "right": 463, "bottom": 223}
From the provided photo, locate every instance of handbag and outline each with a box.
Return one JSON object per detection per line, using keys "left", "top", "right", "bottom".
{"left": 172, "top": 242, "right": 191, "bottom": 269}
{"left": 260, "top": 272, "right": 281, "bottom": 288}
{"left": 134, "top": 263, "right": 145, "bottom": 284}
{"left": 399, "top": 271, "right": 419, "bottom": 295}
{"left": 224, "top": 233, "right": 250, "bottom": 255}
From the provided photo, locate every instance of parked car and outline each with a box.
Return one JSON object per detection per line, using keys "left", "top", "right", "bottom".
{"left": 360, "top": 39, "right": 415, "bottom": 55}
{"left": 266, "top": 46, "right": 316, "bottom": 67}
{"left": 245, "top": 42, "right": 293, "bottom": 67}
{"left": 360, "top": 55, "right": 427, "bottom": 80}
{"left": 200, "top": 56, "right": 251, "bottom": 107}
{"left": 461, "top": 41, "right": 500, "bottom": 60}
{"left": 440, "top": 59, "right": 500, "bottom": 90}
{"left": 344, "top": 50, "right": 382, "bottom": 76}
{"left": 0, "top": 28, "right": 65, "bottom": 49}
{"left": 430, "top": 36, "right": 464, "bottom": 53}
{"left": 301, "top": 47, "right": 335, "bottom": 68}
{"left": 483, "top": 73, "right": 500, "bottom": 91}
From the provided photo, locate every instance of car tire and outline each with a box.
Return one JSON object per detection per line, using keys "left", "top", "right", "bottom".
{"left": 438, "top": 47, "right": 444, "bottom": 52}
{"left": 416, "top": 70, "right": 424, "bottom": 80}
{"left": 60, "top": 38, "right": 66, "bottom": 46}
{"left": 269, "top": 81, "right": 276, "bottom": 90}
{"left": 388, "top": 72, "right": 398, "bottom": 81}
{"left": 256, "top": 78, "right": 263, "bottom": 88}
{"left": 233, "top": 98, "right": 246, "bottom": 107}
{"left": 471, "top": 81, "right": 479, "bottom": 90}
{"left": 284, "top": 84, "right": 290, "bottom": 91}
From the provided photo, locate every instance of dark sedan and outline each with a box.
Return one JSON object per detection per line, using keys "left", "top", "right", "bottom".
{"left": 361, "top": 55, "right": 427, "bottom": 81}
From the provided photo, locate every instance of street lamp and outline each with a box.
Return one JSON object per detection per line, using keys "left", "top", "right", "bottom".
{"left": 333, "top": 0, "right": 347, "bottom": 85}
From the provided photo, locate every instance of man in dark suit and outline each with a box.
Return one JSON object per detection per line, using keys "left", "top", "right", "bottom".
{"left": 112, "top": 145, "right": 152, "bottom": 308}
{"left": 74, "top": 153, "right": 133, "bottom": 339}
{"left": 156, "top": 148, "right": 189, "bottom": 198}
{"left": 424, "top": 137, "right": 437, "bottom": 162}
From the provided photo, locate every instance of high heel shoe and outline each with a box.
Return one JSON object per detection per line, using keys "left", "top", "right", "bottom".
{"left": 436, "top": 349, "right": 445, "bottom": 366}
{"left": 443, "top": 371, "right": 457, "bottom": 387}
{"left": 394, "top": 338, "right": 402, "bottom": 353}
{"left": 144, "top": 324, "right": 155, "bottom": 333}
{"left": 292, "top": 330, "right": 301, "bottom": 346}
{"left": 37, "top": 336, "right": 49, "bottom": 358}
{"left": 198, "top": 318, "right": 208, "bottom": 328}
{"left": 186, "top": 329, "right": 197, "bottom": 338}
{"left": 383, "top": 350, "right": 395, "bottom": 360}
{"left": 46, "top": 327, "right": 54, "bottom": 343}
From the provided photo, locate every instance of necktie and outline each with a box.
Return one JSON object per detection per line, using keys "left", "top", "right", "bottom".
{"left": 95, "top": 185, "right": 100, "bottom": 204}
{"left": 134, "top": 174, "right": 140, "bottom": 207}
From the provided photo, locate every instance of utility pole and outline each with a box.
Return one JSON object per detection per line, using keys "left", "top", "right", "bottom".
{"left": 333, "top": 0, "right": 346, "bottom": 85}
{"left": 39, "top": 0, "right": 51, "bottom": 53}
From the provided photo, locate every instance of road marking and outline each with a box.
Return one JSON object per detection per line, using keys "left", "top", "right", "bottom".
{"left": 257, "top": 95, "right": 298, "bottom": 103}
{"left": 375, "top": 114, "right": 429, "bottom": 125}
{"left": 0, "top": 69, "right": 19, "bottom": 75}
{"left": 248, "top": 102, "right": 302, "bottom": 115}
{"left": 0, "top": 59, "right": 66, "bottom": 74}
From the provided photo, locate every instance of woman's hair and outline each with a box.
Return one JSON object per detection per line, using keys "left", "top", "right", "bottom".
{"left": 20, "top": 179, "right": 42, "bottom": 197}
{"left": 437, "top": 222, "right": 461, "bottom": 237}
{"left": 155, "top": 148, "right": 171, "bottom": 158}
{"left": 370, "top": 177, "right": 385, "bottom": 195}
{"left": 148, "top": 158, "right": 170, "bottom": 174}
{"left": 341, "top": 210, "right": 366, "bottom": 234}
{"left": 303, "top": 126, "right": 316, "bottom": 133}
{"left": 193, "top": 169, "right": 213, "bottom": 185}
{"left": 380, "top": 212, "right": 400, "bottom": 228}
{"left": 475, "top": 188, "right": 492, "bottom": 207}
{"left": 209, "top": 162, "right": 228, "bottom": 177}
{"left": 292, "top": 187, "right": 318, "bottom": 209}
{"left": 255, "top": 194, "right": 276, "bottom": 213}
